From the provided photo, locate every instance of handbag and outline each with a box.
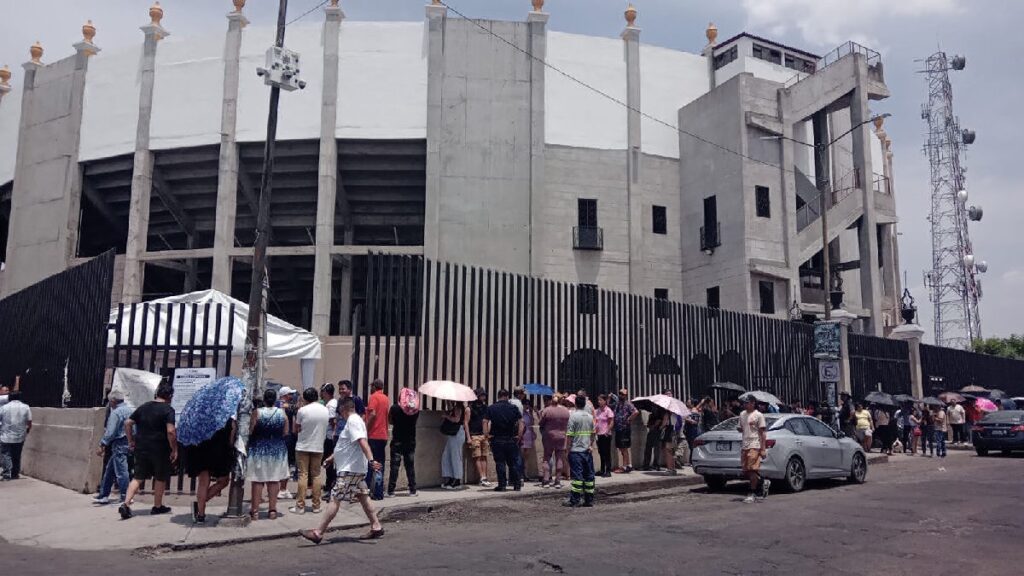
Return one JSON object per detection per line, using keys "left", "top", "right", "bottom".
{"left": 440, "top": 417, "right": 461, "bottom": 436}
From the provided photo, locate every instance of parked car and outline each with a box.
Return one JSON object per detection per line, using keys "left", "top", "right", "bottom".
{"left": 691, "top": 414, "right": 867, "bottom": 493}
{"left": 972, "top": 410, "right": 1024, "bottom": 456}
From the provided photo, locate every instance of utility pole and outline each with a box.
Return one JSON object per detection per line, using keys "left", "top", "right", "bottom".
{"left": 818, "top": 143, "right": 832, "bottom": 321}
{"left": 226, "top": 0, "right": 292, "bottom": 520}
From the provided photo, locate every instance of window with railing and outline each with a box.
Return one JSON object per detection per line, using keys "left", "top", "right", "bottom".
{"left": 654, "top": 288, "right": 669, "bottom": 319}
{"left": 574, "top": 198, "right": 603, "bottom": 250}
{"left": 700, "top": 222, "right": 721, "bottom": 252}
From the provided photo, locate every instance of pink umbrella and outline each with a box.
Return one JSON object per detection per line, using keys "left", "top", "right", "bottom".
{"left": 419, "top": 380, "right": 477, "bottom": 402}
{"left": 974, "top": 397, "right": 999, "bottom": 412}
{"left": 631, "top": 394, "right": 691, "bottom": 418}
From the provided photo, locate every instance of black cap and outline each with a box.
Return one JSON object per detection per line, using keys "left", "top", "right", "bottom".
{"left": 475, "top": 387, "right": 487, "bottom": 397}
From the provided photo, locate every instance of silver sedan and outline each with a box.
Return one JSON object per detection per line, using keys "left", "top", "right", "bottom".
{"left": 691, "top": 414, "right": 867, "bottom": 493}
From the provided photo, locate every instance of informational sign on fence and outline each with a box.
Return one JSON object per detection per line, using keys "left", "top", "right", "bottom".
{"left": 813, "top": 322, "right": 841, "bottom": 359}
{"left": 111, "top": 367, "right": 162, "bottom": 410}
{"left": 818, "top": 360, "right": 840, "bottom": 383}
{"left": 171, "top": 367, "right": 217, "bottom": 414}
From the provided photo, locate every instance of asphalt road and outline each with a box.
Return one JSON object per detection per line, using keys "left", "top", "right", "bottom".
{"left": 2, "top": 451, "right": 1021, "bottom": 576}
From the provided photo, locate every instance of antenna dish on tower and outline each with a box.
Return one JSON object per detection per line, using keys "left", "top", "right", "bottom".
{"left": 950, "top": 55, "right": 966, "bottom": 70}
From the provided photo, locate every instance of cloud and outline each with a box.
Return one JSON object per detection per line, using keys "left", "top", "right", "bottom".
{"left": 742, "top": 0, "right": 961, "bottom": 48}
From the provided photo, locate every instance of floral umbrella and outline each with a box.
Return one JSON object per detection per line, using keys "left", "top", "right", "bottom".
{"left": 177, "top": 376, "right": 245, "bottom": 446}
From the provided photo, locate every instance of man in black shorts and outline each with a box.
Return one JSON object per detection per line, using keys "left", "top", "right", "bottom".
{"left": 613, "top": 388, "right": 639, "bottom": 473}
{"left": 120, "top": 382, "right": 177, "bottom": 520}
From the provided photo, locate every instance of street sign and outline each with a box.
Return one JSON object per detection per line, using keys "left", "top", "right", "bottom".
{"left": 171, "top": 367, "right": 217, "bottom": 414}
{"left": 818, "top": 360, "right": 840, "bottom": 383}
{"left": 813, "top": 322, "right": 841, "bottom": 359}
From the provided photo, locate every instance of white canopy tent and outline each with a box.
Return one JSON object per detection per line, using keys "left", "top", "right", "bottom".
{"left": 108, "top": 289, "right": 321, "bottom": 389}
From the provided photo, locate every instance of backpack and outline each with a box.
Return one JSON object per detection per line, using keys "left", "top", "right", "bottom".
{"left": 399, "top": 387, "right": 420, "bottom": 416}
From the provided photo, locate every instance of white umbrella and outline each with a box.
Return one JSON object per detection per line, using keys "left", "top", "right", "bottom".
{"left": 419, "top": 380, "right": 477, "bottom": 402}
{"left": 632, "top": 394, "right": 691, "bottom": 418}
{"left": 740, "top": 390, "right": 783, "bottom": 406}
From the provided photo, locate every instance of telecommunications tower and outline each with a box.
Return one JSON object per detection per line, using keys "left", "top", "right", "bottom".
{"left": 921, "top": 51, "right": 985, "bottom": 349}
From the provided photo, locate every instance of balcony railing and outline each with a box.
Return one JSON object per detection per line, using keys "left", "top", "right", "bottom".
{"left": 573, "top": 226, "right": 604, "bottom": 251}
{"left": 873, "top": 173, "right": 891, "bottom": 195}
{"left": 795, "top": 168, "right": 861, "bottom": 231}
{"left": 784, "top": 41, "right": 883, "bottom": 88}
{"left": 700, "top": 222, "right": 721, "bottom": 252}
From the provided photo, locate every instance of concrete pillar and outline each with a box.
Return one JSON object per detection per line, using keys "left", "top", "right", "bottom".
{"left": 311, "top": 3, "right": 344, "bottom": 339}
{"left": 423, "top": 2, "right": 446, "bottom": 262}
{"left": 702, "top": 23, "right": 718, "bottom": 91}
{"left": 889, "top": 323, "right": 925, "bottom": 399}
{"left": 850, "top": 60, "right": 882, "bottom": 335}
{"left": 778, "top": 95, "right": 800, "bottom": 307}
{"left": 3, "top": 58, "right": 42, "bottom": 294}
{"left": 64, "top": 37, "right": 100, "bottom": 264}
{"left": 337, "top": 227, "right": 354, "bottom": 335}
{"left": 122, "top": 17, "right": 169, "bottom": 303}
{"left": 622, "top": 13, "right": 640, "bottom": 294}
{"left": 527, "top": 6, "right": 548, "bottom": 277}
{"left": 832, "top": 309, "right": 857, "bottom": 395}
{"left": 211, "top": 7, "right": 248, "bottom": 293}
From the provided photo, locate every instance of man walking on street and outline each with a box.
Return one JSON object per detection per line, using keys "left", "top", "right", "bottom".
{"left": 119, "top": 383, "right": 177, "bottom": 519}
{"left": 291, "top": 388, "right": 329, "bottom": 514}
{"left": 564, "top": 394, "right": 596, "bottom": 507}
{"left": 365, "top": 380, "right": 390, "bottom": 500}
{"left": 738, "top": 396, "right": 769, "bottom": 504}
{"left": 0, "top": 390, "right": 32, "bottom": 480}
{"left": 93, "top": 390, "right": 132, "bottom": 504}
{"left": 299, "top": 397, "right": 384, "bottom": 544}
{"left": 613, "top": 388, "right": 638, "bottom": 473}
{"left": 485, "top": 389, "right": 523, "bottom": 492}
{"left": 468, "top": 388, "right": 492, "bottom": 487}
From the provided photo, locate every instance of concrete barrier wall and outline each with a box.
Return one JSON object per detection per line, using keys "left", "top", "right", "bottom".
{"left": 22, "top": 407, "right": 106, "bottom": 493}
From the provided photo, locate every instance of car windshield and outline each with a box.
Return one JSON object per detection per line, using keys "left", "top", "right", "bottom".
{"left": 980, "top": 410, "right": 1024, "bottom": 424}
{"left": 711, "top": 415, "right": 782, "bottom": 432}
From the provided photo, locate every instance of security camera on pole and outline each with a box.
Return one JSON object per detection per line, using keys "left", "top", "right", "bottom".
{"left": 225, "top": 0, "right": 305, "bottom": 522}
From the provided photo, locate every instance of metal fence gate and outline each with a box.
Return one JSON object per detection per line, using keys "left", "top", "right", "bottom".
{"left": 847, "top": 333, "right": 911, "bottom": 400}
{"left": 921, "top": 344, "right": 1024, "bottom": 397}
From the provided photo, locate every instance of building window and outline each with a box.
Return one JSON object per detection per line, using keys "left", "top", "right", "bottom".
{"left": 755, "top": 186, "right": 771, "bottom": 218}
{"left": 759, "top": 280, "right": 775, "bottom": 314}
{"left": 578, "top": 283, "right": 598, "bottom": 315}
{"left": 713, "top": 45, "right": 738, "bottom": 70}
{"left": 652, "top": 205, "right": 667, "bottom": 235}
{"left": 706, "top": 286, "right": 720, "bottom": 309}
{"left": 752, "top": 43, "right": 782, "bottom": 65}
{"left": 654, "top": 288, "right": 669, "bottom": 319}
{"left": 785, "top": 53, "right": 818, "bottom": 73}
{"left": 701, "top": 196, "right": 720, "bottom": 252}
{"left": 578, "top": 198, "right": 598, "bottom": 228}
{"left": 574, "top": 199, "right": 603, "bottom": 250}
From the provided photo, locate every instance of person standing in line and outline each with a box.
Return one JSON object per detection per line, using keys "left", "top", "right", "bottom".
{"left": 386, "top": 388, "right": 420, "bottom": 497}
{"left": 484, "top": 389, "right": 524, "bottom": 492}
{"left": 563, "top": 394, "right": 596, "bottom": 508}
{"left": 320, "top": 383, "right": 338, "bottom": 501}
{"left": 642, "top": 406, "right": 664, "bottom": 471}
{"left": 290, "top": 388, "right": 329, "bottom": 514}
{"left": 839, "top": 392, "right": 856, "bottom": 439}
{"left": 659, "top": 405, "right": 679, "bottom": 476}
{"left": 539, "top": 394, "right": 570, "bottom": 488}
{"left": 276, "top": 386, "right": 299, "bottom": 500}
{"left": 93, "top": 390, "right": 132, "bottom": 504}
{"left": 510, "top": 387, "right": 526, "bottom": 415}
{"left": 336, "top": 380, "right": 366, "bottom": 418}
{"left": 612, "top": 388, "right": 638, "bottom": 473}
{"left": 738, "top": 396, "right": 769, "bottom": 504}
{"left": 947, "top": 401, "right": 965, "bottom": 446}
{"left": 964, "top": 400, "right": 980, "bottom": 446}
{"left": 467, "top": 388, "right": 492, "bottom": 487}
{"left": 919, "top": 408, "right": 935, "bottom": 457}
{"left": 0, "top": 383, "right": 10, "bottom": 409}
{"left": 853, "top": 403, "right": 874, "bottom": 452}
{"left": 909, "top": 408, "right": 922, "bottom": 455}
{"left": 248, "top": 389, "right": 289, "bottom": 520}
{"left": 932, "top": 405, "right": 948, "bottom": 458}
{"left": 0, "top": 390, "right": 32, "bottom": 481}
{"left": 593, "top": 394, "right": 615, "bottom": 478}
{"left": 511, "top": 387, "right": 528, "bottom": 480}
{"left": 299, "top": 397, "right": 384, "bottom": 544}
{"left": 119, "top": 383, "right": 177, "bottom": 519}
{"left": 365, "top": 379, "right": 390, "bottom": 500}
{"left": 440, "top": 401, "right": 470, "bottom": 489}
{"left": 519, "top": 398, "right": 538, "bottom": 482}
{"left": 188, "top": 416, "right": 236, "bottom": 524}
{"left": 697, "top": 397, "right": 719, "bottom": 433}
{"left": 872, "top": 405, "right": 892, "bottom": 455}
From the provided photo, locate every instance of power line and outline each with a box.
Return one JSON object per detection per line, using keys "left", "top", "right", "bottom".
{"left": 439, "top": 1, "right": 797, "bottom": 175}
{"left": 287, "top": 0, "right": 330, "bottom": 25}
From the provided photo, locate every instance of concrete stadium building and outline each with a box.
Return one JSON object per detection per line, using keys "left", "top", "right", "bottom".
{"left": 0, "top": 0, "right": 905, "bottom": 352}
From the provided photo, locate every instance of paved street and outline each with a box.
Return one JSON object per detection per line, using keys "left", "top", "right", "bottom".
{"left": 2, "top": 451, "right": 1021, "bottom": 575}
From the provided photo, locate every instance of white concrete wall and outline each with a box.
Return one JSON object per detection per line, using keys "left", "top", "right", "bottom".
{"left": 79, "top": 44, "right": 142, "bottom": 163}
{"left": 149, "top": 32, "right": 226, "bottom": 151}
{"left": 0, "top": 85, "right": 22, "bottom": 184}
{"left": 639, "top": 44, "right": 709, "bottom": 158}
{"left": 634, "top": 153, "right": 684, "bottom": 299}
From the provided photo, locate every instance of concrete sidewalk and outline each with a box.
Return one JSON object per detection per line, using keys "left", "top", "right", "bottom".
{"left": 0, "top": 466, "right": 710, "bottom": 552}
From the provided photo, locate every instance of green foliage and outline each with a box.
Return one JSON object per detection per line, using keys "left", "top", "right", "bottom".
{"left": 971, "top": 335, "right": 1024, "bottom": 359}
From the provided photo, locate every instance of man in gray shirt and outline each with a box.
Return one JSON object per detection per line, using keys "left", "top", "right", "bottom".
{"left": 0, "top": 390, "right": 32, "bottom": 480}
{"left": 563, "top": 394, "right": 596, "bottom": 508}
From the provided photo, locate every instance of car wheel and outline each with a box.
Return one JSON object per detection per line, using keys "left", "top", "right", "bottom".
{"left": 783, "top": 456, "right": 806, "bottom": 493}
{"left": 704, "top": 476, "right": 728, "bottom": 492}
{"left": 975, "top": 447, "right": 988, "bottom": 457}
{"left": 848, "top": 452, "right": 867, "bottom": 484}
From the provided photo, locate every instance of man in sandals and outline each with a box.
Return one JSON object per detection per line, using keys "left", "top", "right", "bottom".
{"left": 300, "top": 397, "right": 384, "bottom": 544}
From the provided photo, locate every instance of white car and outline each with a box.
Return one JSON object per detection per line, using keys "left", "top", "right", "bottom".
{"left": 691, "top": 414, "right": 867, "bottom": 493}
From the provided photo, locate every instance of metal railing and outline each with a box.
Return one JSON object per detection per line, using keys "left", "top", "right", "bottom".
{"left": 795, "top": 169, "right": 861, "bottom": 231}
{"left": 573, "top": 226, "right": 604, "bottom": 251}
{"left": 785, "top": 41, "right": 882, "bottom": 88}
{"left": 872, "top": 173, "right": 891, "bottom": 195}
{"left": 700, "top": 222, "right": 721, "bottom": 252}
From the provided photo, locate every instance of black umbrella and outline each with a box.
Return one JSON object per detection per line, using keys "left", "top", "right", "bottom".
{"left": 864, "top": 391, "right": 895, "bottom": 406}
{"left": 987, "top": 389, "right": 1007, "bottom": 400}
{"left": 893, "top": 394, "right": 917, "bottom": 404}
{"left": 710, "top": 382, "right": 746, "bottom": 393}
{"left": 921, "top": 397, "right": 945, "bottom": 408}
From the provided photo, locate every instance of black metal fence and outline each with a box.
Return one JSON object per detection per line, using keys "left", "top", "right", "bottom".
{"left": 0, "top": 251, "right": 114, "bottom": 408}
{"left": 921, "top": 344, "right": 1024, "bottom": 397}
{"left": 848, "top": 333, "right": 911, "bottom": 400}
{"left": 354, "top": 255, "right": 821, "bottom": 409}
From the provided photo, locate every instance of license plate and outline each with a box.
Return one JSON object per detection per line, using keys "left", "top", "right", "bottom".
{"left": 991, "top": 430, "right": 1006, "bottom": 437}
{"left": 716, "top": 441, "right": 731, "bottom": 451}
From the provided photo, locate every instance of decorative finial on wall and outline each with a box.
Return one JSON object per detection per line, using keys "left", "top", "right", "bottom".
{"left": 706, "top": 22, "right": 718, "bottom": 45}
{"left": 30, "top": 41, "right": 44, "bottom": 65}
{"left": 625, "top": 4, "right": 638, "bottom": 26}
{"left": 150, "top": 2, "right": 164, "bottom": 27}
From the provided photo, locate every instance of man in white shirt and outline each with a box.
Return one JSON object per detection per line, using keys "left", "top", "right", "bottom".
{"left": 948, "top": 402, "right": 966, "bottom": 445}
{"left": 300, "top": 397, "right": 384, "bottom": 544}
{"left": 0, "top": 391, "right": 33, "bottom": 480}
{"left": 737, "top": 395, "right": 768, "bottom": 503}
{"left": 291, "top": 388, "right": 330, "bottom": 514}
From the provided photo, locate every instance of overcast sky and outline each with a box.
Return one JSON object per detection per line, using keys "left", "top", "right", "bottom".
{"left": 2, "top": 0, "right": 1020, "bottom": 343}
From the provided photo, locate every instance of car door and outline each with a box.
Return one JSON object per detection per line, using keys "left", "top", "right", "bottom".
{"left": 805, "top": 418, "right": 843, "bottom": 473}
{"left": 784, "top": 417, "right": 818, "bottom": 471}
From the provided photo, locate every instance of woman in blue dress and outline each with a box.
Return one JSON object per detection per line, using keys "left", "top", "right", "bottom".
{"left": 249, "top": 388, "right": 289, "bottom": 520}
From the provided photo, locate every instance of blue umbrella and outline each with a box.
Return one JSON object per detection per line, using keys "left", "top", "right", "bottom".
{"left": 524, "top": 383, "right": 554, "bottom": 396}
{"left": 177, "top": 376, "right": 245, "bottom": 446}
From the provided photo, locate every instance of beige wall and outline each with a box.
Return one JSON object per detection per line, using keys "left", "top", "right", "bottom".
{"left": 22, "top": 407, "right": 106, "bottom": 493}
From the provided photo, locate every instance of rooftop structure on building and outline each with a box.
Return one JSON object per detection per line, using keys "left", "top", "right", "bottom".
{"left": 0, "top": 1, "right": 902, "bottom": 341}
